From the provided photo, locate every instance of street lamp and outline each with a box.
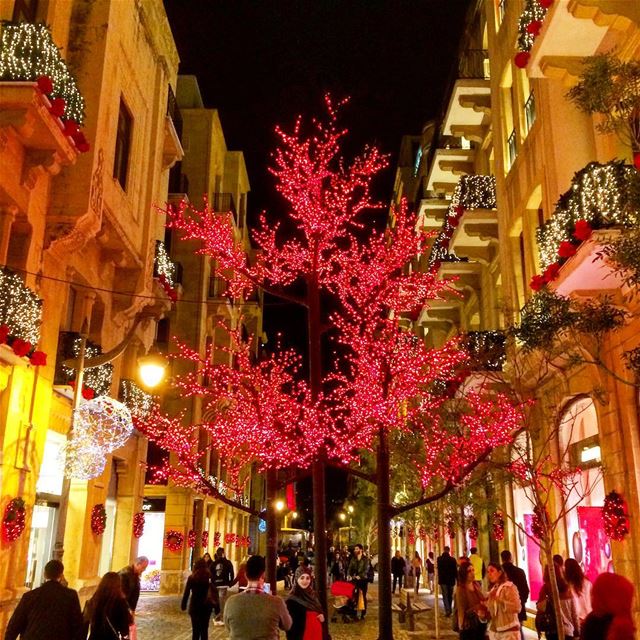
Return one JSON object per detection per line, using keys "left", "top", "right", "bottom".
{"left": 275, "top": 499, "right": 285, "bottom": 512}
{"left": 346, "top": 505, "right": 355, "bottom": 543}
{"left": 137, "top": 346, "right": 168, "bottom": 388}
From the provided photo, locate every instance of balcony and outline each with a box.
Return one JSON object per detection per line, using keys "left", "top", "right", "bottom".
{"left": 168, "top": 162, "right": 189, "bottom": 201}
{"left": 534, "top": 161, "right": 639, "bottom": 294}
{"left": 425, "top": 139, "right": 476, "bottom": 195}
{"left": 54, "top": 332, "right": 114, "bottom": 397}
{"left": 526, "top": 0, "right": 613, "bottom": 79}
{"left": 163, "top": 84, "right": 184, "bottom": 168}
{"left": 211, "top": 192, "right": 238, "bottom": 226}
{"left": 0, "top": 267, "right": 43, "bottom": 362}
{"left": 153, "top": 240, "right": 182, "bottom": 287}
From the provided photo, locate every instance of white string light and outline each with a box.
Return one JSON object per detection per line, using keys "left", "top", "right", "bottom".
{"left": 119, "top": 379, "right": 154, "bottom": 417}
{"left": 154, "top": 241, "right": 177, "bottom": 288}
{"left": 0, "top": 267, "right": 42, "bottom": 345}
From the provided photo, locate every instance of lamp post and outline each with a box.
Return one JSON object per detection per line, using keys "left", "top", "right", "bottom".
{"left": 347, "top": 505, "right": 354, "bottom": 543}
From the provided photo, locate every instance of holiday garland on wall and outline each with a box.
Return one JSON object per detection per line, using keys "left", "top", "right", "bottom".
{"left": 154, "top": 241, "right": 178, "bottom": 302}
{"left": 491, "top": 511, "right": 505, "bottom": 541}
{"left": 515, "top": 0, "right": 553, "bottom": 68}
{"left": 91, "top": 504, "right": 107, "bottom": 536}
{"left": 201, "top": 530, "right": 209, "bottom": 548}
{"left": 132, "top": 512, "right": 145, "bottom": 538}
{"left": 602, "top": 490, "right": 629, "bottom": 541}
{"left": 0, "top": 266, "right": 47, "bottom": 364}
{"left": 188, "top": 529, "right": 196, "bottom": 548}
{"left": 2, "top": 497, "right": 26, "bottom": 542}
{"left": 119, "top": 379, "right": 155, "bottom": 418}
{"left": 467, "top": 516, "right": 479, "bottom": 541}
{"left": 165, "top": 530, "right": 184, "bottom": 552}
{"left": 531, "top": 505, "right": 549, "bottom": 540}
{"left": 57, "top": 332, "right": 114, "bottom": 397}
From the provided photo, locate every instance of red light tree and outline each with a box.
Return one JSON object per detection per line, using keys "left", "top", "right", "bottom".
{"left": 139, "top": 98, "right": 525, "bottom": 639}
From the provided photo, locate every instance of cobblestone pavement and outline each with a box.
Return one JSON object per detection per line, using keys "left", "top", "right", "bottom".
{"left": 137, "top": 583, "right": 535, "bottom": 639}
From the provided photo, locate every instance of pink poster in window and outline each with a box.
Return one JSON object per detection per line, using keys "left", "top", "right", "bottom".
{"left": 576, "top": 506, "right": 608, "bottom": 583}
{"left": 524, "top": 514, "right": 544, "bottom": 602}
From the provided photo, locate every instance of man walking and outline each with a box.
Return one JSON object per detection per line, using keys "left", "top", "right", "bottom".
{"left": 347, "top": 543, "right": 370, "bottom": 620}
{"left": 501, "top": 549, "right": 530, "bottom": 637}
{"left": 391, "top": 550, "right": 406, "bottom": 594}
{"left": 5, "top": 559, "right": 84, "bottom": 640}
{"left": 212, "top": 547, "right": 235, "bottom": 620}
{"left": 437, "top": 546, "right": 457, "bottom": 616}
{"left": 224, "top": 555, "right": 292, "bottom": 639}
{"left": 469, "top": 547, "right": 486, "bottom": 587}
{"left": 118, "top": 555, "right": 149, "bottom": 614}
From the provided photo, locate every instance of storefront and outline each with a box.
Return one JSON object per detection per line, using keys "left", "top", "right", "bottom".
{"left": 138, "top": 497, "right": 166, "bottom": 591}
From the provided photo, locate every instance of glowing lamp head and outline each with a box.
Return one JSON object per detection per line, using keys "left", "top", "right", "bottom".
{"left": 347, "top": 505, "right": 354, "bottom": 514}
{"left": 275, "top": 499, "right": 285, "bottom": 512}
{"left": 138, "top": 348, "right": 167, "bottom": 388}
{"left": 339, "top": 513, "right": 346, "bottom": 522}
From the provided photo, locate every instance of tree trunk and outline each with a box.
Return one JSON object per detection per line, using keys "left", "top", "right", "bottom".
{"left": 543, "top": 542, "right": 565, "bottom": 640}
{"left": 266, "top": 469, "right": 278, "bottom": 594}
{"left": 307, "top": 268, "right": 330, "bottom": 639}
{"left": 377, "top": 428, "right": 394, "bottom": 640}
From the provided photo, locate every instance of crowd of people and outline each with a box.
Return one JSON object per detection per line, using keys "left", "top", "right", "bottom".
{"left": 395, "top": 546, "right": 636, "bottom": 640}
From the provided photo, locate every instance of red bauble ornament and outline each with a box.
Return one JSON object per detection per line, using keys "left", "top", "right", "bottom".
{"left": 558, "top": 240, "right": 577, "bottom": 259}
{"left": 526, "top": 20, "right": 543, "bottom": 36}
{"left": 2, "top": 498, "right": 26, "bottom": 542}
{"left": 36, "top": 75, "right": 54, "bottom": 95}
{"left": 201, "top": 530, "right": 209, "bottom": 548}
{"left": 91, "top": 504, "right": 107, "bottom": 536}
{"left": 514, "top": 52, "right": 531, "bottom": 69}
{"left": 11, "top": 339, "right": 32, "bottom": 358}
{"left": 188, "top": 529, "right": 196, "bottom": 548}
{"left": 29, "top": 351, "right": 47, "bottom": 367}
{"left": 165, "top": 529, "right": 184, "bottom": 552}
{"left": 492, "top": 511, "right": 505, "bottom": 541}
{"left": 602, "top": 491, "right": 629, "bottom": 541}
{"left": 530, "top": 275, "right": 546, "bottom": 291}
{"left": 573, "top": 219, "right": 593, "bottom": 242}
{"left": 82, "top": 386, "right": 95, "bottom": 400}
{"left": 49, "top": 97, "right": 66, "bottom": 118}
{"left": 132, "top": 512, "right": 145, "bottom": 538}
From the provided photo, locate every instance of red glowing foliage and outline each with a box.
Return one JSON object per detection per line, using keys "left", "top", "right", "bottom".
{"left": 202, "top": 530, "right": 209, "bottom": 548}
{"left": 165, "top": 530, "right": 184, "bottom": 552}
{"left": 492, "top": 511, "right": 505, "bottom": 541}
{"left": 2, "top": 498, "right": 26, "bottom": 543}
{"left": 188, "top": 529, "right": 197, "bottom": 548}
{"left": 602, "top": 491, "right": 629, "bottom": 541}
{"left": 133, "top": 512, "right": 145, "bottom": 538}
{"left": 90, "top": 504, "right": 107, "bottom": 536}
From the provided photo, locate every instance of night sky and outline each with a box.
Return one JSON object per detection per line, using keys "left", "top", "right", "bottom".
{"left": 162, "top": 0, "right": 473, "bottom": 527}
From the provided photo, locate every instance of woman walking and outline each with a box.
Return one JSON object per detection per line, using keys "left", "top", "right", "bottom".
{"left": 181, "top": 559, "right": 215, "bottom": 640}
{"left": 480, "top": 562, "right": 521, "bottom": 640}
{"left": 412, "top": 552, "right": 423, "bottom": 595}
{"left": 564, "top": 558, "right": 592, "bottom": 627}
{"left": 454, "top": 563, "right": 486, "bottom": 640}
{"left": 537, "top": 564, "right": 580, "bottom": 640}
{"left": 84, "top": 572, "right": 132, "bottom": 640}
{"left": 285, "top": 567, "right": 325, "bottom": 640}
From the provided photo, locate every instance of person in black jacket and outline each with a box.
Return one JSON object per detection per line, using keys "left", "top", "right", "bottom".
{"left": 501, "top": 549, "right": 530, "bottom": 636}
{"left": 212, "top": 547, "right": 234, "bottom": 619}
{"left": 182, "top": 559, "right": 215, "bottom": 640}
{"left": 391, "top": 551, "right": 406, "bottom": 594}
{"left": 118, "top": 555, "right": 148, "bottom": 614}
{"left": 285, "top": 567, "right": 325, "bottom": 640}
{"left": 437, "top": 546, "right": 458, "bottom": 616}
{"left": 5, "top": 559, "right": 84, "bottom": 640}
{"left": 85, "top": 572, "right": 132, "bottom": 640}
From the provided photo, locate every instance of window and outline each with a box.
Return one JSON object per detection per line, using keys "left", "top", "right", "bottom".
{"left": 113, "top": 99, "right": 133, "bottom": 190}
{"left": 524, "top": 91, "right": 536, "bottom": 133}
{"left": 12, "top": 0, "right": 39, "bottom": 21}
{"left": 507, "top": 129, "right": 517, "bottom": 169}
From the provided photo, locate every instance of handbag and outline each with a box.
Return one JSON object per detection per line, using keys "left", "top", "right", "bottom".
{"left": 462, "top": 610, "right": 483, "bottom": 631}
{"left": 535, "top": 596, "right": 556, "bottom": 635}
{"left": 105, "top": 615, "right": 126, "bottom": 640}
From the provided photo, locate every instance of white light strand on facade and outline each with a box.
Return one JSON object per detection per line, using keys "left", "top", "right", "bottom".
{"left": 0, "top": 267, "right": 43, "bottom": 345}
{"left": 154, "top": 241, "right": 177, "bottom": 288}
{"left": 517, "top": 0, "right": 548, "bottom": 52}
{"left": 60, "top": 335, "right": 113, "bottom": 396}
{"left": 119, "top": 379, "right": 154, "bottom": 417}
{"left": 0, "top": 21, "right": 85, "bottom": 125}
{"left": 537, "top": 161, "right": 640, "bottom": 269}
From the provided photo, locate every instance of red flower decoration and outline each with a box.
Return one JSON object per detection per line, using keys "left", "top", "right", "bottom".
{"left": 73, "top": 131, "right": 90, "bottom": 153}
{"left": 543, "top": 262, "right": 560, "bottom": 282}
{"left": 29, "top": 351, "right": 47, "bottom": 367}
{"left": 530, "top": 275, "right": 546, "bottom": 291}
{"left": 165, "top": 530, "right": 184, "bottom": 552}
{"left": 82, "top": 387, "right": 95, "bottom": 400}
{"left": 91, "top": 504, "right": 107, "bottom": 536}
{"left": 540, "top": 0, "right": 554, "bottom": 8}
{"left": 12, "top": 339, "right": 32, "bottom": 358}
{"left": 63, "top": 120, "right": 79, "bottom": 137}
{"left": 2, "top": 498, "right": 26, "bottom": 542}
{"left": 36, "top": 76, "right": 53, "bottom": 95}
{"left": 573, "top": 219, "right": 593, "bottom": 242}
{"left": 526, "top": 20, "right": 543, "bottom": 36}
{"left": 49, "top": 97, "right": 66, "bottom": 118}
{"left": 558, "top": 241, "right": 577, "bottom": 259}
{"left": 0, "top": 325, "right": 9, "bottom": 344}
{"left": 188, "top": 529, "right": 197, "bottom": 548}
{"left": 514, "top": 52, "right": 531, "bottom": 69}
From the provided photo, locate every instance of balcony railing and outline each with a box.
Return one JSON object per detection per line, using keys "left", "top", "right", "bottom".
{"left": 168, "top": 163, "right": 189, "bottom": 195}
{"left": 0, "top": 266, "right": 43, "bottom": 346}
{"left": 54, "top": 332, "right": 113, "bottom": 397}
{"left": 461, "top": 331, "right": 506, "bottom": 371}
{"left": 507, "top": 129, "right": 517, "bottom": 170}
{"left": 0, "top": 21, "right": 85, "bottom": 125}
{"left": 166, "top": 84, "right": 182, "bottom": 140}
{"left": 154, "top": 240, "right": 182, "bottom": 287}
{"left": 524, "top": 92, "right": 536, "bottom": 133}
{"left": 458, "top": 49, "right": 490, "bottom": 80}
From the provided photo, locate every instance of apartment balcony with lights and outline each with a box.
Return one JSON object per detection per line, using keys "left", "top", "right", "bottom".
{"left": 523, "top": 0, "right": 639, "bottom": 80}
{"left": 153, "top": 239, "right": 182, "bottom": 310}
{"left": 424, "top": 136, "right": 477, "bottom": 197}
{"left": 530, "top": 160, "right": 639, "bottom": 299}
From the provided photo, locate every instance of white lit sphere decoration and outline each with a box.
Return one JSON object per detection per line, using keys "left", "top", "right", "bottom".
{"left": 63, "top": 397, "right": 134, "bottom": 480}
